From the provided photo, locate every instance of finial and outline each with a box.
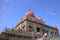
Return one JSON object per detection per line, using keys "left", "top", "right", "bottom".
{"left": 28, "top": 4, "right": 31, "bottom": 11}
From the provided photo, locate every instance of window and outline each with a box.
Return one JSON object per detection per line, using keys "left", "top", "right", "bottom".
{"left": 22, "top": 25, "right": 25, "bottom": 30}
{"left": 36, "top": 27, "right": 40, "bottom": 32}
{"left": 28, "top": 26, "right": 33, "bottom": 32}
{"left": 22, "top": 26, "right": 25, "bottom": 29}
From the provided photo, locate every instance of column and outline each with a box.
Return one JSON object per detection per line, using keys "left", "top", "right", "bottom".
{"left": 46, "top": 31, "right": 50, "bottom": 40}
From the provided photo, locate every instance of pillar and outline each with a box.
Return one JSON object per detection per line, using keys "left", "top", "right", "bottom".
{"left": 46, "top": 31, "right": 50, "bottom": 40}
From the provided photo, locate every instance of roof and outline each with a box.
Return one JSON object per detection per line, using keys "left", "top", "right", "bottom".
{"left": 16, "top": 9, "right": 58, "bottom": 29}
{"left": 16, "top": 9, "right": 44, "bottom": 26}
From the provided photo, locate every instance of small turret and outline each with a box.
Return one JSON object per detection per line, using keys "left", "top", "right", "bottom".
{"left": 52, "top": 25, "right": 57, "bottom": 29}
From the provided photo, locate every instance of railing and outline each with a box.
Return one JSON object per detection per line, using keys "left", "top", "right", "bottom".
{"left": 2, "top": 28, "right": 40, "bottom": 37}
{"left": 1, "top": 28, "right": 43, "bottom": 40}
{"left": 50, "top": 36, "right": 60, "bottom": 40}
{"left": 0, "top": 34, "right": 9, "bottom": 40}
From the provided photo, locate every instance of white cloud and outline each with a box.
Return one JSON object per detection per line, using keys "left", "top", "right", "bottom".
{"left": 48, "top": 12, "right": 56, "bottom": 16}
{"left": 47, "top": 8, "right": 57, "bottom": 16}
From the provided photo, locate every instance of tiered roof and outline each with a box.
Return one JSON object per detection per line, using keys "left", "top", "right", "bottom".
{"left": 16, "top": 9, "right": 44, "bottom": 26}
{"left": 16, "top": 9, "right": 57, "bottom": 29}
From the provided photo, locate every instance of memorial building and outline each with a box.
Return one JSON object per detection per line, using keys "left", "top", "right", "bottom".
{"left": 0, "top": 9, "right": 59, "bottom": 40}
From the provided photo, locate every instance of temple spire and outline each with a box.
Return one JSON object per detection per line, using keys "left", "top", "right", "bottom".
{"left": 25, "top": 9, "right": 35, "bottom": 17}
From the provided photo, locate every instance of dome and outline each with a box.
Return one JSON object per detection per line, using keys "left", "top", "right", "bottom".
{"left": 37, "top": 16, "right": 43, "bottom": 23}
{"left": 25, "top": 9, "right": 35, "bottom": 17}
{"left": 16, "top": 18, "right": 23, "bottom": 26}
{"left": 37, "top": 16, "right": 42, "bottom": 20}
{"left": 37, "top": 16, "right": 44, "bottom": 24}
{"left": 52, "top": 25, "right": 57, "bottom": 29}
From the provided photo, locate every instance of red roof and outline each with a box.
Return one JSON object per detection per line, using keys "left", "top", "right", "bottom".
{"left": 16, "top": 9, "right": 45, "bottom": 26}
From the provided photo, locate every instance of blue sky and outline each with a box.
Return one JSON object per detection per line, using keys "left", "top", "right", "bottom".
{"left": 0, "top": 0, "right": 60, "bottom": 34}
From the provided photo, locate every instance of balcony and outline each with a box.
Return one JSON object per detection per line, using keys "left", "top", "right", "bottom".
{"left": 2, "top": 28, "right": 40, "bottom": 37}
